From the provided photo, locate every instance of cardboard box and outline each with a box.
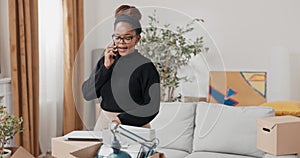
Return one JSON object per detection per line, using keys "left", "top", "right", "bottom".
{"left": 71, "top": 144, "right": 165, "bottom": 158}
{"left": 149, "top": 152, "right": 166, "bottom": 158}
{"left": 257, "top": 115, "right": 300, "bottom": 155}
{"left": 183, "top": 96, "right": 207, "bottom": 102}
{"left": 6, "top": 146, "right": 34, "bottom": 158}
{"left": 52, "top": 136, "right": 165, "bottom": 158}
{"left": 51, "top": 136, "right": 102, "bottom": 158}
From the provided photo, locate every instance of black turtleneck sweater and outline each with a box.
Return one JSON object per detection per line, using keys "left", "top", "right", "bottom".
{"left": 82, "top": 50, "right": 160, "bottom": 127}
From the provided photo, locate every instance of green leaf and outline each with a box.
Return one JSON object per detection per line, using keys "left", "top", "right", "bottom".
{"left": 138, "top": 10, "right": 209, "bottom": 102}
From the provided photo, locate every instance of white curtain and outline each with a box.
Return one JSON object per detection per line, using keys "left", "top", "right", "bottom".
{"left": 38, "top": 0, "right": 64, "bottom": 154}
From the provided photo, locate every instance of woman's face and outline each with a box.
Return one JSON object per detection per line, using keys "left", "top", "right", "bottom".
{"left": 113, "top": 22, "right": 140, "bottom": 56}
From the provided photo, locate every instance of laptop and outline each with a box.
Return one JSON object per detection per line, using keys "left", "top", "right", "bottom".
{"left": 64, "top": 130, "right": 102, "bottom": 141}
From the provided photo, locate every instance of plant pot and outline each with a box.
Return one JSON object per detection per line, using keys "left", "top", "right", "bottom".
{"left": 0, "top": 149, "right": 12, "bottom": 158}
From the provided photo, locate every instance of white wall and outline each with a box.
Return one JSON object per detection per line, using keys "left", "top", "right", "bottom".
{"left": 0, "top": 0, "right": 11, "bottom": 78}
{"left": 85, "top": 0, "right": 300, "bottom": 101}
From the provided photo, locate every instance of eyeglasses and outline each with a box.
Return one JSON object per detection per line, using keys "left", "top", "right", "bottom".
{"left": 112, "top": 34, "right": 138, "bottom": 44}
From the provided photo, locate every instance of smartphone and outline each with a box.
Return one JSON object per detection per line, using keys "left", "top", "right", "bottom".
{"left": 112, "top": 42, "right": 119, "bottom": 59}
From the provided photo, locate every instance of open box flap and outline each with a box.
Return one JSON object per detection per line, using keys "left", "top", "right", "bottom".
{"left": 257, "top": 118, "right": 277, "bottom": 130}
{"left": 70, "top": 142, "right": 102, "bottom": 158}
{"left": 8, "top": 146, "right": 34, "bottom": 158}
{"left": 257, "top": 115, "right": 300, "bottom": 131}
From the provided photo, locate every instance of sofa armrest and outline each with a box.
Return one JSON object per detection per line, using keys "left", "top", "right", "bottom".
{"left": 263, "top": 153, "right": 299, "bottom": 158}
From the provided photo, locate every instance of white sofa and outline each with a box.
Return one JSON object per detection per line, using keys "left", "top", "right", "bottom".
{"left": 150, "top": 102, "right": 299, "bottom": 158}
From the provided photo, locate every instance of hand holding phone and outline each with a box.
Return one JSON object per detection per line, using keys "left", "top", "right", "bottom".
{"left": 104, "top": 43, "right": 118, "bottom": 69}
{"left": 112, "top": 43, "right": 119, "bottom": 59}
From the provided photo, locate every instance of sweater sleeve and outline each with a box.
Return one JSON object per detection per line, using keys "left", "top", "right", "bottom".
{"left": 82, "top": 57, "right": 112, "bottom": 101}
{"left": 117, "top": 63, "right": 160, "bottom": 126}
{"left": 118, "top": 112, "right": 158, "bottom": 127}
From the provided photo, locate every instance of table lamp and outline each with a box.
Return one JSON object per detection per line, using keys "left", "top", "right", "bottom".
{"left": 104, "top": 123, "right": 158, "bottom": 158}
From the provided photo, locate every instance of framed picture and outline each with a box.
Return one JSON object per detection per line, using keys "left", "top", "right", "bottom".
{"left": 208, "top": 71, "right": 267, "bottom": 106}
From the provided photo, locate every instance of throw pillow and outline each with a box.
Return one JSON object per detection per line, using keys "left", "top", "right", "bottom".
{"left": 151, "top": 102, "right": 196, "bottom": 153}
{"left": 260, "top": 101, "right": 300, "bottom": 117}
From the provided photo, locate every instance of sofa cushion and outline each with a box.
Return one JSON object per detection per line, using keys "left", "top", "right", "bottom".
{"left": 157, "top": 148, "right": 189, "bottom": 158}
{"left": 150, "top": 102, "right": 196, "bottom": 153}
{"left": 185, "top": 151, "right": 257, "bottom": 158}
{"left": 193, "top": 102, "right": 275, "bottom": 157}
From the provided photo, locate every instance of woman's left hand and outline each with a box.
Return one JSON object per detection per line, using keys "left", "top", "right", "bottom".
{"left": 112, "top": 117, "right": 122, "bottom": 124}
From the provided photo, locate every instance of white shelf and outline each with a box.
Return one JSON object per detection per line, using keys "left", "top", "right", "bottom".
{"left": 0, "top": 77, "right": 11, "bottom": 84}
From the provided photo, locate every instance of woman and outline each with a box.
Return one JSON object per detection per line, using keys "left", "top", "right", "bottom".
{"left": 82, "top": 5, "right": 160, "bottom": 130}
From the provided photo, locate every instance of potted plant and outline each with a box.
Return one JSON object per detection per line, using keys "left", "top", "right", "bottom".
{"left": 138, "top": 10, "right": 209, "bottom": 102}
{"left": 0, "top": 105, "right": 23, "bottom": 158}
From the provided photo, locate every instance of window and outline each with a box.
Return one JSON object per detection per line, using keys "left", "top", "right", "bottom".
{"left": 0, "top": 0, "right": 10, "bottom": 78}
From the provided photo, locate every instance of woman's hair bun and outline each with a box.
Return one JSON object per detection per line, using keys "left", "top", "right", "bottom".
{"left": 115, "top": 5, "right": 142, "bottom": 20}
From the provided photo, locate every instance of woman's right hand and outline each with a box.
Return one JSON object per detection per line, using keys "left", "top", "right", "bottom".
{"left": 104, "top": 44, "right": 117, "bottom": 69}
